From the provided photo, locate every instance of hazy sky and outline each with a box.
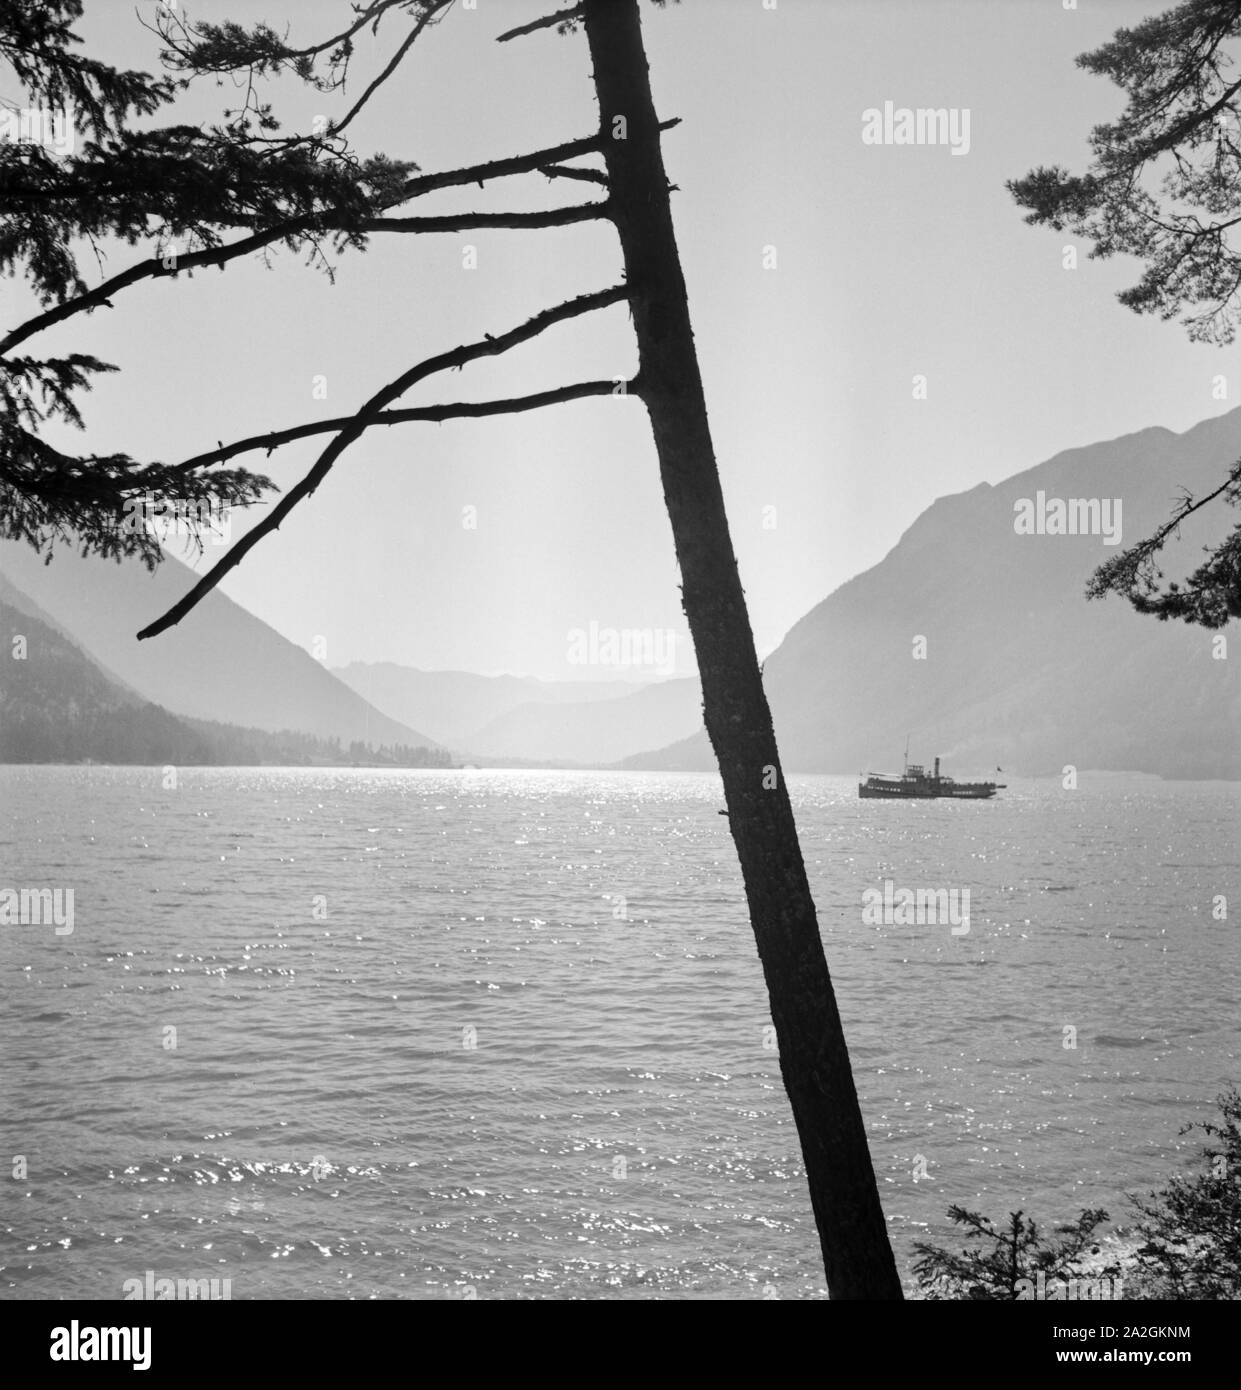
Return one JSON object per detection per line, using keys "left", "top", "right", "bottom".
{"left": 9, "top": 0, "right": 1233, "bottom": 678}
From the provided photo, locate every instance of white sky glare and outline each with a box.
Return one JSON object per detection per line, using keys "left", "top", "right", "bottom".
{"left": 11, "top": 0, "right": 1231, "bottom": 678}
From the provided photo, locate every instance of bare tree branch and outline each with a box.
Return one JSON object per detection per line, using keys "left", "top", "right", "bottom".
{"left": 540, "top": 164, "right": 608, "bottom": 186}
{"left": 137, "top": 285, "right": 630, "bottom": 639}
{"left": 390, "top": 118, "right": 676, "bottom": 201}
{"left": 170, "top": 379, "right": 628, "bottom": 475}
{"left": 0, "top": 225, "right": 294, "bottom": 357}
{"left": 362, "top": 202, "right": 607, "bottom": 234}
{"left": 496, "top": 7, "right": 584, "bottom": 43}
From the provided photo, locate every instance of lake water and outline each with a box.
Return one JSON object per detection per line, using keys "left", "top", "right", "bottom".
{"left": 1, "top": 766, "right": 1237, "bottom": 1299}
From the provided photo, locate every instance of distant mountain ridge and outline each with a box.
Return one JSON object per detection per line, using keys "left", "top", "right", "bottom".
{"left": 460, "top": 676, "right": 702, "bottom": 764}
{"left": 332, "top": 663, "right": 647, "bottom": 746}
{"left": 0, "top": 542, "right": 440, "bottom": 751}
{"left": 333, "top": 661, "right": 703, "bottom": 764}
{"left": 0, "top": 596, "right": 202, "bottom": 764}
{"left": 0, "top": 595, "right": 451, "bottom": 766}
{"left": 628, "top": 408, "right": 1241, "bottom": 779}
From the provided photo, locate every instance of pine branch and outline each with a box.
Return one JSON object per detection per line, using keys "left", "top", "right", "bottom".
{"left": 136, "top": 285, "right": 629, "bottom": 640}
{"left": 496, "top": 7, "right": 584, "bottom": 43}
{"left": 331, "top": 0, "right": 453, "bottom": 140}
{"left": 157, "top": 0, "right": 412, "bottom": 69}
{"left": 1087, "top": 459, "right": 1241, "bottom": 594}
{"left": 1144, "top": 467, "right": 1237, "bottom": 546}
{"left": 1, "top": 123, "right": 677, "bottom": 354}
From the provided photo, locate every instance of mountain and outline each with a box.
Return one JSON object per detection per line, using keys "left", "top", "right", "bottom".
{"left": 0, "top": 542, "right": 439, "bottom": 751}
{"left": 0, "top": 592, "right": 452, "bottom": 766}
{"left": 627, "top": 408, "right": 1241, "bottom": 779}
{"left": 460, "top": 677, "right": 702, "bottom": 764}
{"left": 332, "top": 662, "right": 645, "bottom": 748}
{"left": 332, "top": 662, "right": 702, "bottom": 764}
{"left": 0, "top": 595, "right": 211, "bottom": 764}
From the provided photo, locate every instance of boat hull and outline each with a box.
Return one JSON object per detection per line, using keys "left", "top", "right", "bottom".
{"left": 858, "top": 781, "right": 999, "bottom": 799}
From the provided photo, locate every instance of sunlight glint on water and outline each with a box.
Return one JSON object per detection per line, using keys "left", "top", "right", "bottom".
{"left": 1, "top": 766, "right": 1236, "bottom": 1299}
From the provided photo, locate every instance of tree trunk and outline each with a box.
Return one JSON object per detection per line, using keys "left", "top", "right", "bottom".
{"left": 581, "top": 0, "right": 902, "bottom": 1300}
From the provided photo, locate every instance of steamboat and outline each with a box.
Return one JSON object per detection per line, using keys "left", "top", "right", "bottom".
{"left": 858, "top": 752, "right": 1004, "bottom": 800}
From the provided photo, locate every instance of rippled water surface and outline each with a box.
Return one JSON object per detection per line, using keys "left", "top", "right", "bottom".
{"left": 1, "top": 766, "right": 1237, "bottom": 1299}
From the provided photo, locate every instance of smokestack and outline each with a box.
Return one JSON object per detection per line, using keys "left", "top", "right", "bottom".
{"left": 934, "top": 756, "right": 940, "bottom": 780}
